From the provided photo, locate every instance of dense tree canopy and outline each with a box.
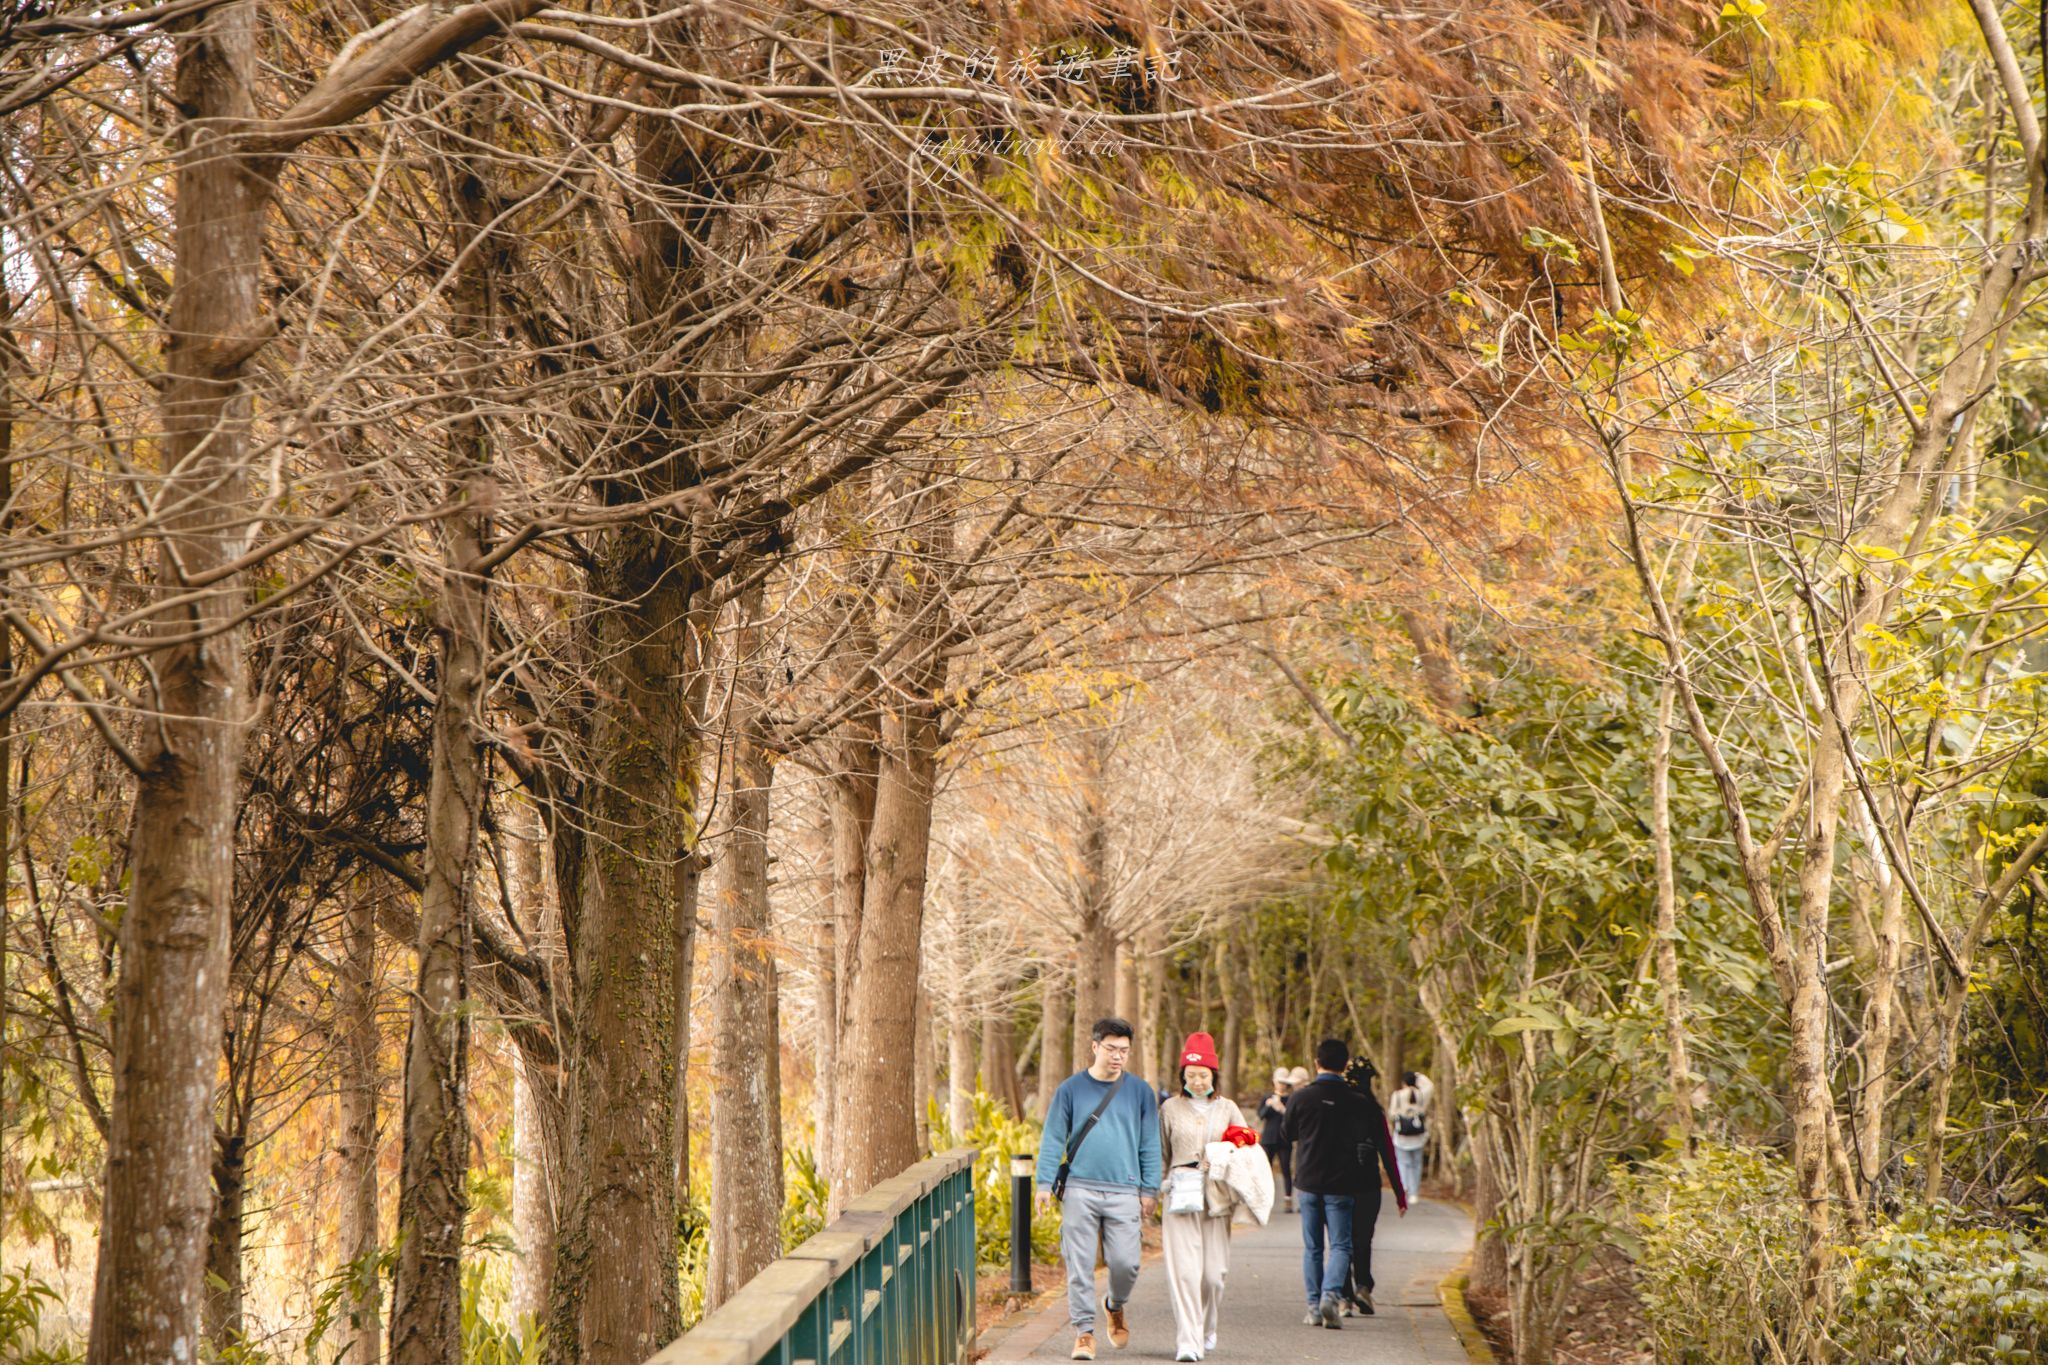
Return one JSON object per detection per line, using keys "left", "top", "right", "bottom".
{"left": 6, "top": 2, "right": 2048, "bottom": 1364}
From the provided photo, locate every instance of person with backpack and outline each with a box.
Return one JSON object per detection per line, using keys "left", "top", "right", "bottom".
{"left": 1283, "top": 1038, "right": 1405, "bottom": 1329}
{"left": 1034, "top": 1017, "right": 1162, "bottom": 1361}
{"left": 1340, "top": 1056, "right": 1408, "bottom": 1317}
{"left": 1388, "top": 1070, "right": 1434, "bottom": 1205}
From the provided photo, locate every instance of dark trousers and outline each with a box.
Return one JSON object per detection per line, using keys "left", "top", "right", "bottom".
{"left": 1261, "top": 1140, "right": 1293, "bottom": 1196}
{"left": 1348, "top": 1187, "right": 1384, "bottom": 1298}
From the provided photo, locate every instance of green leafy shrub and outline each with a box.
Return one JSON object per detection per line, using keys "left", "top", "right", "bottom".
{"left": 1836, "top": 1213, "right": 2048, "bottom": 1363}
{"left": 1620, "top": 1144, "right": 2048, "bottom": 1364}
{"left": 207, "top": 1336, "right": 283, "bottom": 1365}
{"left": 304, "top": 1242, "right": 394, "bottom": 1363}
{"left": 304, "top": 1242, "right": 538, "bottom": 1364}
{"left": 781, "top": 1144, "right": 830, "bottom": 1252}
{"left": 676, "top": 1143, "right": 835, "bottom": 1329}
{"left": 0, "top": 1270, "right": 82, "bottom": 1365}
{"left": 676, "top": 1102, "right": 1056, "bottom": 1329}
{"left": 930, "top": 1091, "right": 1060, "bottom": 1270}
{"left": 1612, "top": 1143, "right": 1803, "bottom": 1365}
{"left": 676, "top": 1180, "right": 711, "bottom": 1331}
{"left": 459, "top": 1265, "right": 543, "bottom": 1365}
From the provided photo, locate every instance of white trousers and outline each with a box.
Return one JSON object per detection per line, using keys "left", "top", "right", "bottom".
{"left": 1161, "top": 1210, "right": 1231, "bottom": 1358}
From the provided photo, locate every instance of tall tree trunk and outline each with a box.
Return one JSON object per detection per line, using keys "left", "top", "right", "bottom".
{"left": 948, "top": 1013, "right": 976, "bottom": 1135}
{"left": 672, "top": 846, "right": 704, "bottom": 1211}
{"left": 1650, "top": 667, "right": 1696, "bottom": 1151}
{"left": 809, "top": 768, "right": 838, "bottom": 1168}
{"left": 706, "top": 593, "right": 783, "bottom": 1309}
{"left": 825, "top": 729, "right": 878, "bottom": 1215}
{"left": 1469, "top": 1119, "right": 1508, "bottom": 1297}
{"left": 1037, "top": 961, "right": 1071, "bottom": 1115}
{"left": 512, "top": 1051, "right": 560, "bottom": 1331}
{"left": 1216, "top": 936, "right": 1242, "bottom": 1099}
{"left": 983, "top": 1003, "right": 1022, "bottom": 1117}
{"left": 339, "top": 890, "right": 384, "bottom": 1365}
{"left": 390, "top": 139, "right": 496, "bottom": 1365}
{"left": 1242, "top": 930, "right": 1276, "bottom": 1070}
{"left": 1430, "top": 1032, "right": 1461, "bottom": 1195}
{"left": 0, "top": 351, "right": 11, "bottom": 1167}
{"left": 1787, "top": 724, "right": 1849, "bottom": 1340}
{"left": 1013, "top": 1018, "right": 1042, "bottom": 1103}
{"left": 549, "top": 561, "right": 695, "bottom": 1363}
{"left": 203, "top": 1130, "right": 246, "bottom": 1347}
{"left": 1854, "top": 867, "right": 1904, "bottom": 1192}
{"left": 1071, "top": 738, "right": 1113, "bottom": 1068}
{"left": 88, "top": 9, "right": 260, "bottom": 1358}
{"left": 838, "top": 706, "right": 943, "bottom": 1196}
{"left": 1922, "top": 1040, "right": 1959, "bottom": 1201}
{"left": 914, "top": 984, "right": 936, "bottom": 1154}
{"left": 812, "top": 908, "right": 838, "bottom": 1179}
{"left": 1113, "top": 939, "right": 1138, "bottom": 1022}
{"left": 1072, "top": 913, "right": 1115, "bottom": 1065}
{"left": 1220, "top": 1012, "right": 1243, "bottom": 1099}
{"left": 1650, "top": 535, "right": 1702, "bottom": 1151}
{"left": 1137, "top": 928, "right": 1167, "bottom": 1094}
{"left": 837, "top": 504, "right": 952, "bottom": 1200}
{"left": 506, "top": 802, "right": 561, "bottom": 1328}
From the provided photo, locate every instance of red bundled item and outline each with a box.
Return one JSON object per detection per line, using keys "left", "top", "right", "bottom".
{"left": 1221, "top": 1124, "right": 1260, "bottom": 1149}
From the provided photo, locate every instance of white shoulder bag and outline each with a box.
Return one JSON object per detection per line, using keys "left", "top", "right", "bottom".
{"left": 1165, "top": 1165, "right": 1206, "bottom": 1214}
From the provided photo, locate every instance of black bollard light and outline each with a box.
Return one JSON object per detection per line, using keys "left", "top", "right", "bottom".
{"left": 1010, "top": 1151, "right": 1035, "bottom": 1294}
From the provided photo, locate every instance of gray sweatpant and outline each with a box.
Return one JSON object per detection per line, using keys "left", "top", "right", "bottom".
{"left": 1058, "top": 1184, "right": 1143, "bottom": 1332}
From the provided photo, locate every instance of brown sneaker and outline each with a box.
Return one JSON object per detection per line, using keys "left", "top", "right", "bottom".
{"left": 1105, "top": 1302, "right": 1130, "bottom": 1349}
{"left": 1071, "top": 1331, "right": 1097, "bottom": 1360}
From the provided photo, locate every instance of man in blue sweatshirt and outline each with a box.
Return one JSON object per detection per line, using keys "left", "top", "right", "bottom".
{"left": 1034, "top": 1016, "right": 1162, "bottom": 1360}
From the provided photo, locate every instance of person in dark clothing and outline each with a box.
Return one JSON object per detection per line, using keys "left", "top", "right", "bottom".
{"left": 1340, "top": 1056, "right": 1408, "bottom": 1316}
{"left": 1282, "top": 1038, "right": 1406, "bottom": 1329}
{"left": 1256, "top": 1067, "right": 1297, "bottom": 1213}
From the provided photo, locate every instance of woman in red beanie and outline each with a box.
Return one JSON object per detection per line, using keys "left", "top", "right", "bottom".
{"left": 1157, "top": 1031, "right": 1248, "bottom": 1362}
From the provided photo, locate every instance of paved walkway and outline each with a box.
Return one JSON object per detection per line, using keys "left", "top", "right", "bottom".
{"left": 984, "top": 1197, "right": 1474, "bottom": 1363}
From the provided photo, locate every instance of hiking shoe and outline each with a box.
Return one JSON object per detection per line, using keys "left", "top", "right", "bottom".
{"left": 1319, "top": 1294, "right": 1344, "bottom": 1329}
{"left": 1072, "top": 1332, "right": 1097, "bottom": 1360}
{"left": 1353, "top": 1289, "right": 1375, "bottom": 1316}
{"left": 1302, "top": 1309, "right": 1321, "bottom": 1326}
{"left": 1104, "top": 1301, "right": 1129, "bottom": 1349}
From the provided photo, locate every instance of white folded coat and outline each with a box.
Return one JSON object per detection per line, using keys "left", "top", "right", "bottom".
{"left": 1205, "top": 1140, "right": 1275, "bottom": 1225}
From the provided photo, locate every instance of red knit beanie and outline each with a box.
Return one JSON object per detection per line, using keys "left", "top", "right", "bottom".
{"left": 1177, "top": 1032, "right": 1221, "bottom": 1072}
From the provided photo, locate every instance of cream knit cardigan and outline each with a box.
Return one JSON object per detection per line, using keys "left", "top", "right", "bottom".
{"left": 1158, "top": 1093, "right": 1247, "bottom": 1217}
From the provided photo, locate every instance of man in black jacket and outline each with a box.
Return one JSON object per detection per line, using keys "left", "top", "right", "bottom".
{"left": 1282, "top": 1038, "right": 1407, "bottom": 1329}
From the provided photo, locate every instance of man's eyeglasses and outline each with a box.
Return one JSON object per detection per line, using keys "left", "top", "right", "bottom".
{"left": 1096, "top": 1042, "right": 1132, "bottom": 1057}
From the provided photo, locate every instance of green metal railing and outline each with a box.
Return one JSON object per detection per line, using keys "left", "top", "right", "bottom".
{"left": 648, "top": 1146, "right": 979, "bottom": 1365}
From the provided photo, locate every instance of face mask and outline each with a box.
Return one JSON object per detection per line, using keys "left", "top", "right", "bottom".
{"left": 1190, "top": 1080, "right": 1213, "bottom": 1098}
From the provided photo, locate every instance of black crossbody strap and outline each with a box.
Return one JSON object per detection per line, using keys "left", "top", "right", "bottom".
{"left": 1051, "top": 1073, "right": 1127, "bottom": 1199}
